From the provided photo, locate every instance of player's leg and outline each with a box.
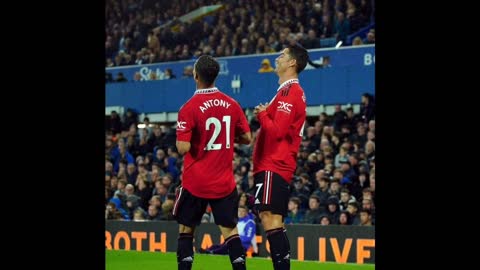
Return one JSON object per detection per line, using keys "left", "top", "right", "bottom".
{"left": 177, "top": 224, "right": 195, "bottom": 270}
{"left": 210, "top": 187, "right": 246, "bottom": 270}
{"left": 205, "top": 243, "right": 229, "bottom": 255}
{"left": 260, "top": 212, "right": 290, "bottom": 270}
{"left": 253, "top": 171, "right": 291, "bottom": 270}
{"left": 173, "top": 186, "right": 208, "bottom": 270}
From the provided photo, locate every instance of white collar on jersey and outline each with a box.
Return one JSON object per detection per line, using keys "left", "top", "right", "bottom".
{"left": 276, "top": 78, "right": 299, "bottom": 92}
{"left": 195, "top": 87, "right": 219, "bottom": 94}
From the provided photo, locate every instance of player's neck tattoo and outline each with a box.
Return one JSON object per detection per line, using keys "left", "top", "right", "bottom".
{"left": 195, "top": 87, "right": 219, "bottom": 94}
{"left": 276, "top": 78, "right": 299, "bottom": 92}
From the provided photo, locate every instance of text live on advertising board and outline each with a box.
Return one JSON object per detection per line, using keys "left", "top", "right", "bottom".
{"left": 106, "top": 221, "right": 375, "bottom": 264}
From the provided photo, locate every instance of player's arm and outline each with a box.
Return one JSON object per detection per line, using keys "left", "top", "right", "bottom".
{"left": 176, "top": 141, "right": 191, "bottom": 155}
{"left": 175, "top": 104, "right": 193, "bottom": 155}
{"left": 235, "top": 105, "right": 252, "bottom": 144}
{"left": 235, "top": 132, "right": 252, "bottom": 144}
{"left": 256, "top": 94, "right": 296, "bottom": 140}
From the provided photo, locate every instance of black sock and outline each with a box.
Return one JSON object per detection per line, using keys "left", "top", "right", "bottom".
{"left": 266, "top": 228, "right": 290, "bottom": 270}
{"left": 225, "top": 234, "right": 246, "bottom": 270}
{"left": 177, "top": 233, "right": 194, "bottom": 270}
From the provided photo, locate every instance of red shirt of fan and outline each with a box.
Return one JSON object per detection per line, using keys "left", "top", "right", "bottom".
{"left": 253, "top": 79, "right": 306, "bottom": 184}
{"left": 176, "top": 87, "right": 251, "bottom": 199}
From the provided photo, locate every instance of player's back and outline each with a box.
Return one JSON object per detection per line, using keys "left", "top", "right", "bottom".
{"left": 179, "top": 89, "right": 247, "bottom": 199}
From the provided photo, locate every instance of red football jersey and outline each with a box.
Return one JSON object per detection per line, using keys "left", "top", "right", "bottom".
{"left": 253, "top": 79, "right": 306, "bottom": 183}
{"left": 176, "top": 87, "right": 251, "bottom": 199}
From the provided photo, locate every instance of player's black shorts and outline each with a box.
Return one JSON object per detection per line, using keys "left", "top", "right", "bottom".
{"left": 253, "top": 170, "right": 290, "bottom": 217}
{"left": 172, "top": 186, "right": 239, "bottom": 228}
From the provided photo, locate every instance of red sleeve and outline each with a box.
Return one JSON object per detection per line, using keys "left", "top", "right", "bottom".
{"left": 257, "top": 92, "right": 297, "bottom": 140}
{"left": 235, "top": 104, "right": 251, "bottom": 135}
{"left": 176, "top": 103, "right": 194, "bottom": 142}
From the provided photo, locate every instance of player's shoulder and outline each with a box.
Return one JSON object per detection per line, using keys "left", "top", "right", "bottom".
{"left": 179, "top": 95, "right": 199, "bottom": 111}
{"left": 279, "top": 83, "right": 304, "bottom": 98}
{"left": 218, "top": 91, "right": 242, "bottom": 108}
{"left": 289, "top": 83, "right": 305, "bottom": 95}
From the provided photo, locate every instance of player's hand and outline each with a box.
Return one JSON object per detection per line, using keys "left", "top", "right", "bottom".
{"left": 253, "top": 102, "right": 269, "bottom": 116}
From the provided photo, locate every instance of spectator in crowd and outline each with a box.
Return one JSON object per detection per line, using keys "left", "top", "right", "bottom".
{"left": 107, "top": 111, "right": 122, "bottom": 135}
{"left": 106, "top": 202, "right": 125, "bottom": 220}
{"left": 338, "top": 210, "right": 351, "bottom": 225}
{"left": 326, "top": 196, "right": 341, "bottom": 224}
{"left": 368, "top": 119, "right": 375, "bottom": 133}
{"left": 258, "top": 58, "right": 275, "bottom": 73}
{"left": 115, "top": 72, "right": 128, "bottom": 82}
{"left": 362, "top": 198, "right": 375, "bottom": 223}
{"left": 147, "top": 204, "right": 164, "bottom": 221}
{"left": 238, "top": 192, "right": 253, "bottom": 210}
{"left": 346, "top": 201, "right": 361, "bottom": 225}
{"left": 334, "top": 11, "right": 350, "bottom": 43}
{"left": 161, "top": 197, "right": 175, "bottom": 221}
{"left": 182, "top": 65, "right": 194, "bottom": 78}
{"left": 113, "top": 179, "right": 127, "bottom": 199}
{"left": 136, "top": 176, "right": 152, "bottom": 210}
{"left": 164, "top": 68, "right": 176, "bottom": 79}
{"left": 319, "top": 215, "right": 331, "bottom": 226}
{"left": 290, "top": 176, "right": 311, "bottom": 208}
{"left": 365, "top": 140, "right": 375, "bottom": 161}
{"left": 321, "top": 56, "right": 332, "bottom": 68}
{"left": 285, "top": 197, "right": 305, "bottom": 224}
{"left": 352, "top": 36, "right": 363, "bottom": 46}
{"left": 150, "top": 195, "right": 163, "bottom": 210}
{"left": 125, "top": 193, "right": 142, "bottom": 220}
{"left": 363, "top": 29, "right": 375, "bottom": 44}
{"left": 328, "top": 178, "right": 342, "bottom": 199}
{"left": 133, "top": 72, "right": 142, "bottom": 81}
{"left": 149, "top": 71, "right": 158, "bottom": 80}
{"left": 152, "top": 180, "right": 168, "bottom": 203}
{"left": 106, "top": 197, "right": 130, "bottom": 220}
{"left": 123, "top": 109, "right": 139, "bottom": 131}
{"left": 303, "top": 195, "right": 323, "bottom": 224}
{"left": 161, "top": 174, "right": 176, "bottom": 194}
{"left": 133, "top": 209, "right": 147, "bottom": 221}
{"left": 312, "top": 175, "right": 330, "bottom": 210}
{"left": 335, "top": 144, "right": 350, "bottom": 168}
{"left": 359, "top": 209, "right": 373, "bottom": 226}
{"left": 339, "top": 188, "right": 356, "bottom": 211}
{"left": 359, "top": 93, "right": 375, "bottom": 123}
{"left": 126, "top": 163, "right": 138, "bottom": 186}
{"left": 351, "top": 124, "right": 367, "bottom": 148}
{"left": 303, "top": 29, "right": 321, "bottom": 49}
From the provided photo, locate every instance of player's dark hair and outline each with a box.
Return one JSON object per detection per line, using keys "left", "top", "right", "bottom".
{"left": 287, "top": 44, "right": 309, "bottom": 74}
{"left": 194, "top": 55, "right": 220, "bottom": 86}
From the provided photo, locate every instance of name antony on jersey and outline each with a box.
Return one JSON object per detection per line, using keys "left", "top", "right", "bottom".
{"left": 199, "top": 99, "right": 232, "bottom": 113}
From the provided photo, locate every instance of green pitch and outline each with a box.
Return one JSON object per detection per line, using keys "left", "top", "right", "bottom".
{"left": 106, "top": 250, "right": 375, "bottom": 270}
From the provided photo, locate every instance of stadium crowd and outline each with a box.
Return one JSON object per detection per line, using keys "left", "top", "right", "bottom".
{"left": 105, "top": 0, "right": 375, "bottom": 70}
{"left": 105, "top": 92, "right": 375, "bottom": 228}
